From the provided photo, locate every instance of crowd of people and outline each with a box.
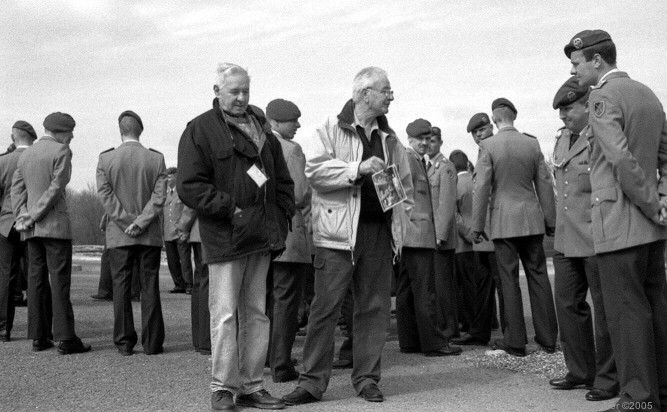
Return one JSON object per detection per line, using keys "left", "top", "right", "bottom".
{"left": 1, "top": 29, "right": 667, "bottom": 412}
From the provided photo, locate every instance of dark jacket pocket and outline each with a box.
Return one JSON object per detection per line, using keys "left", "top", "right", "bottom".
{"left": 231, "top": 203, "right": 268, "bottom": 252}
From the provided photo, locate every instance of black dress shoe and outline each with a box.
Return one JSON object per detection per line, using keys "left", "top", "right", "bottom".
{"left": 0, "top": 331, "right": 10, "bottom": 342}
{"left": 451, "top": 333, "right": 488, "bottom": 346}
{"left": 90, "top": 294, "right": 112, "bottom": 301}
{"left": 359, "top": 383, "right": 384, "bottom": 402}
{"left": 537, "top": 341, "right": 557, "bottom": 353}
{"left": 169, "top": 287, "right": 186, "bottom": 294}
{"left": 425, "top": 345, "right": 463, "bottom": 357}
{"left": 32, "top": 339, "right": 54, "bottom": 352}
{"left": 144, "top": 347, "right": 163, "bottom": 355}
{"left": 118, "top": 348, "right": 133, "bottom": 356}
{"left": 549, "top": 377, "right": 593, "bottom": 390}
{"left": 491, "top": 339, "right": 526, "bottom": 357}
{"left": 332, "top": 358, "right": 353, "bottom": 369}
{"left": 211, "top": 390, "right": 234, "bottom": 411}
{"left": 585, "top": 388, "right": 617, "bottom": 401}
{"left": 198, "top": 348, "right": 211, "bottom": 356}
{"left": 57, "top": 338, "right": 91, "bottom": 355}
{"left": 399, "top": 347, "right": 421, "bottom": 353}
{"left": 282, "top": 387, "right": 318, "bottom": 406}
{"left": 236, "top": 389, "right": 285, "bottom": 409}
{"left": 273, "top": 369, "right": 300, "bottom": 383}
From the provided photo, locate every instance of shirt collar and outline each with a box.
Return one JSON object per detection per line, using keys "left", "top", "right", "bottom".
{"left": 597, "top": 68, "right": 621, "bottom": 87}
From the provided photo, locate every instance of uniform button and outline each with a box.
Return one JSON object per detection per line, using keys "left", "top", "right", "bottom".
{"left": 564, "top": 206, "right": 568, "bottom": 210}
{"left": 564, "top": 194, "right": 568, "bottom": 198}
{"left": 565, "top": 181, "right": 568, "bottom": 185}
{"left": 587, "top": 167, "right": 591, "bottom": 172}
{"left": 595, "top": 197, "right": 599, "bottom": 202}
{"left": 564, "top": 168, "right": 568, "bottom": 172}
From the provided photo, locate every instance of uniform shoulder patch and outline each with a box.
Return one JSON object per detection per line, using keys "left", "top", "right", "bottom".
{"left": 149, "top": 148, "right": 163, "bottom": 155}
{"left": 555, "top": 127, "right": 566, "bottom": 139}
{"left": 594, "top": 101, "right": 606, "bottom": 117}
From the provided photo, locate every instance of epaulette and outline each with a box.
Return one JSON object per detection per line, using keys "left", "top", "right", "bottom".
{"left": 149, "top": 148, "right": 163, "bottom": 155}
{"left": 523, "top": 132, "right": 538, "bottom": 139}
{"left": 555, "top": 127, "right": 566, "bottom": 140}
{"left": 592, "top": 79, "right": 607, "bottom": 90}
{"left": 100, "top": 147, "right": 114, "bottom": 155}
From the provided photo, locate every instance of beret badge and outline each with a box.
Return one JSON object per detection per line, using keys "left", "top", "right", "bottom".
{"left": 573, "top": 38, "right": 583, "bottom": 49}
{"left": 567, "top": 91, "right": 576, "bottom": 101}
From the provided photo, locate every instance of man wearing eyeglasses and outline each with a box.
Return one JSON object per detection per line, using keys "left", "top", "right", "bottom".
{"left": 283, "top": 67, "right": 413, "bottom": 405}
{"left": 547, "top": 76, "right": 618, "bottom": 402}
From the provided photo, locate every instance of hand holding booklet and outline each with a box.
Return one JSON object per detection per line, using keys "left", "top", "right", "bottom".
{"left": 371, "top": 164, "right": 407, "bottom": 212}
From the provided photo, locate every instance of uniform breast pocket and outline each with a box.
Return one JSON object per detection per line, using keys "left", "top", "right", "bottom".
{"left": 577, "top": 172, "right": 591, "bottom": 193}
{"left": 415, "top": 177, "right": 429, "bottom": 194}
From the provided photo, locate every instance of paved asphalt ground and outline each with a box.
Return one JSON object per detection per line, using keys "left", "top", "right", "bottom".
{"left": 0, "top": 256, "right": 618, "bottom": 412}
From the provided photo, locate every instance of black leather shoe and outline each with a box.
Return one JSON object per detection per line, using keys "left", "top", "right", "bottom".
{"left": 425, "top": 345, "right": 463, "bottom": 357}
{"left": 282, "top": 387, "right": 318, "bottom": 406}
{"left": 359, "top": 383, "right": 384, "bottom": 402}
{"left": 57, "top": 338, "right": 91, "bottom": 355}
{"left": 538, "top": 342, "right": 557, "bottom": 353}
{"left": 273, "top": 369, "right": 299, "bottom": 383}
{"left": 585, "top": 388, "right": 617, "bottom": 401}
{"left": 210, "top": 390, "right": 234, "bottom": 411}
{"left": 169, "top": 287, "right": 186, "bottom": 294}
{"left": 451, "top": 333, "right": 488, "bottom": 346}
{"left": 332, "top": 358, "right": 353, "bottom": 369}
{"left": 491, "top": 339, "right": 526, "bottom": 357}
{"left": 549, "top": 377, "right": 593, "bottom": 390}
{"left": 144, "top": 347, "right": 163, "bottom": 355}
{"left": 32, "top": 339, "right": 54, "bottom": 352}
{"left": 118, "top": 348, "right": 133, "bottom": 356}
{"left": 399, "top": 347, "right": 421, "bottom": 353}
{"left": 198, "top": 348, "right": 211, "bottom": 356}
{"left": 236, "top": 389, "right": 285, "bottom": 409}
{"left": 0, "top": 330, "right": 10, "bottom": 342}
{"left": 90, "top": 294, "right": 112, "bottom": 301}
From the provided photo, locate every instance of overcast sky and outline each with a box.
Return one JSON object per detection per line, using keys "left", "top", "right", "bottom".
{"left": 2, "top": 0, "right": 666, "bottom": 191}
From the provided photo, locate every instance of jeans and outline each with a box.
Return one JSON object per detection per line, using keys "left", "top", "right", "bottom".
{"left": 209, "top": 252, "right": 271, "bottom": 394}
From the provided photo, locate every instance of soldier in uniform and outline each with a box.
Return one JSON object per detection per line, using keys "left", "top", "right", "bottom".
{"left": 163, "top": 167, "right": 193, "bottom": 294}
{"left": 426, "top": 126, "right": 462, "bottom": 343}
{"left": 397, "top": 119, "right": 460, "bottom": 357}
{"left": 472, "top": 99, "right": 558, "bottom": 357}
{"left": 11, "top": 112, "right": 91, "bottom": 354}
{"left": 265, "top": 98, "right": 313, "bottom": 382}
{"left": 0, "top": 121, "right": 36, "bottom": 342}
{"left": 566, "top": 29, "right": 667, "bottom": 411}
{"left": 547, "top": 76, "right": 618, "bottom": 402}
{"left": 96, "top": 110, "right": 167, "bottom": 356}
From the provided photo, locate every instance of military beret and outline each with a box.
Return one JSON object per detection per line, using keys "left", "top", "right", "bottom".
{"left": 43, "top": 112, "right": 75, "bottom": 133}
{"left": 406, "top": 118, "right": 432, "bottom": 137}
{"left": 265, "top": 99, "right": 301, "bottom": 122}
{"left": 12, "top": 120, "right": 37, "bottom": 140}
{"left": 466, "top": 113, "right": 491, "bottom": 133}
{"left": 491, "top": 98, "right": 517, "bottom": 115}
{"left": 552, "top": 76, "right": 590, "bottom": 109}
{"left": 166, "top": 167, "right": 177, "bottom": 175}
{"left": 564, "top": 29, "right": 613, "bottom": 58}
{"left": 118, "top": 110, "right": 144, "bottom": 131}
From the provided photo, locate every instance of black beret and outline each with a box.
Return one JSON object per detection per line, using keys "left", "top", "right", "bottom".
{"left": 406, "top": 118, "right": 432, "bottom": 137}
{"left": 12, "top": 120, "right": 37, "bottom": 140}
{"left": 552, "top": 76, "right": 590, "bottom": 109}
{"left": 564, "top": 29, "right": 613, "bottom": 58}
{"left": 466, "top": 113, "right": 491, "bottom": 133}
{"left": 491, "top": 98, "right": 517, "bottom": 115}
{"left": 266, "top": 99, "right": 301, "bottom": 122}
{"left": 43, "top": 112, "right": 75, "bottom": 133}
{"left": 166, "top": 167, "right": 177, "bottom": 175}
{"left": 118, "top": 110, "right": 144, "bottom": 131}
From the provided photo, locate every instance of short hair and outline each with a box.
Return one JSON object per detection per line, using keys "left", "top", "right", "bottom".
{"left": 12, "top": 128, "right": 34, "bottom": 142}
{"left": 431, "top": 126, "right": 442, "bottom": 141}
{"left": 215, "top": 63, "right": 249, "bottom": 88}
{"left": 582, "top": 40, "right": 617, "bottom": 65}
{"left": 449, "top": 150, "right": 469, "bottom": 172}
{"left": 119, "top": 116, "right": 143, "bottom": 138}
{"left": 492, "top": 106, "right": 516, "bottom": 123}
{"left": 352, "top": 67, "right": 388, "bottom": 103}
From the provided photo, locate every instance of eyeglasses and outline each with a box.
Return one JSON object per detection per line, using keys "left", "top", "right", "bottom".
{"left": 367, "top": 88, "right": 394, "bottom": 97}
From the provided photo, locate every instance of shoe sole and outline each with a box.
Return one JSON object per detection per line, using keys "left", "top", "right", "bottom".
{"left": 234, "top": 400, "right": 285, "bottom": 409}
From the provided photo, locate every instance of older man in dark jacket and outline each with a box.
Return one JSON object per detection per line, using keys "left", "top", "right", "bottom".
{"left": 177, "top": 63, "right": 295, "bottom": 411}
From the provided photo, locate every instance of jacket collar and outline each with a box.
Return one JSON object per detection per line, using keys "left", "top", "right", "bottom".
{"left": 593, "top": 71, "right": 628, "bottom": 89}
{"left": 336, "top": 99, "right": 395, "bottom": 137}
{"left": 211, "top": 98, "right": 273, "bottom": 136}
{"left": 554, "top": 126, "right": 590, "bottom": 167}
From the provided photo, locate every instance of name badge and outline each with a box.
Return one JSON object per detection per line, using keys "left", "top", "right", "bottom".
{"left": 247, "top": 164, "right": 268, "bottom": 187}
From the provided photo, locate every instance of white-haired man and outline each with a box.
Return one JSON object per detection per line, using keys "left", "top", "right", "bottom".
{"left": 283, "top": 67, "right": 413, "bottom": 405}
{"left": 177, "top": 63, "right": 295, "bottom": 411}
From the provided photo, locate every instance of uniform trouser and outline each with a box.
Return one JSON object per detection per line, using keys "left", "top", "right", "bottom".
{"left": 297, "top": 220, "right": 392, "bottom": 399}
{"left": 597, "top": 241, "right": 667, "bottom": 411}
{"left": 26, "top": 238, "right": 75, "bottom": 342}
{"left": 165, "top": 239, "right": 193, "bottom": 289}
{"left": 98, "top": 247, "right": 140, "bottom": 298}
{"left": 109, "top": 245, "right": 164, "bottom": 354}
{"left": 455, "top": 251, "right": 474, "bottom": 331}
{"left": 493, "top": 235, "right": 558, "bottom": 349}
{"left": 269, "top": 261, "right": 305, "bottom": 378}
{"left": 209, "top": 252, "right": 271, "bottom": 395}
{"left": 190, "top": 242, "right": 210, "bottom": 352}
{"left": 434, "top": 249, "right": 459, "bottom": 339}
{"left": 477, "top": 251, "right": 505, "bottom": 332}
{"left": 553, "top": 253, "right": 617, "bottom": 392}
{"left": 0, "top": 229, "right": 24, "bottom": 334}
{"left": 396, "top": 247, "right": 446, "bottom": 352}
{"left": 457, "top": 251, "right": 494, "bottom": 342}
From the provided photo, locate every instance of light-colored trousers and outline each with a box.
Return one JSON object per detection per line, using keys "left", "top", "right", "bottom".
{"left": 209, "top": 252, "right": 270, "bottom": 394}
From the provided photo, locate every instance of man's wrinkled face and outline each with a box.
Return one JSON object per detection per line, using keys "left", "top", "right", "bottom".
{"left": 428, "top": 135, "right": 442, "bottom": 157}
{"left": 216, "top": 73, "right": 250, "bottom": 115}
{"left": 274, "top": 119, "right": 300, "bottom": 140}
{"left": 366, "top": 77, "right": 394, "bottom": 116}
{"left": 570, "top": 50, "right": 598, "bottom": 87}
{"left": 559, "top": 100, "right": 588, "bottom": 134}
{"left": 409, "top": 134, "right": 430, "bottom": 156}
{"left": 472, "top": 123, "right": 493, "bottom": 145}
